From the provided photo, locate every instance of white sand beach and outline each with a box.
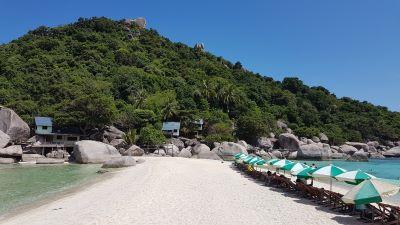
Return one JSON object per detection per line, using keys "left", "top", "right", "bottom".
{"left": 0, "top": 157, "right": 362, "bottom": 225}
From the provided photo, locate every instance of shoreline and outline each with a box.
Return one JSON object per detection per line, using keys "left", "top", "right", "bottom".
{"left": 0, "top": 157, "right": 361, "bottom": 225}
{"left": 0, "top": 164, "right": 117, "bottom": 222}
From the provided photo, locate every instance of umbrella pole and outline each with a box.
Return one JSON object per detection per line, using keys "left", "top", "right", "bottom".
{"left": 330, "top": 178, "right": 332, "bottom": 204}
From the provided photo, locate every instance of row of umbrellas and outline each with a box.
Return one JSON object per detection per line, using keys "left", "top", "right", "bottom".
{"left": 234, "top": 153, "right": 400, "bottom": 205}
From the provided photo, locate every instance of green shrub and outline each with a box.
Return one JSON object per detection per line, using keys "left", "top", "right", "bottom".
{"left": 137, "top": 126, "right": 166, "bottom": 146}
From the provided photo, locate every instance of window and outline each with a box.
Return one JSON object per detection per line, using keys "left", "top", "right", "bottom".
{"left": 67, "top": 136, "right": 78, "bottom": 141}
{"left": 56, "top": 135, "right": 62, "bottom": 140}
{"left": 42, "top": 126, "right": 48, "bottom": 130}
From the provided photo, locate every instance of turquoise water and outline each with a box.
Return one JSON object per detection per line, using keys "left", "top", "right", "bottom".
{"left": 298, "top": 159, "right": 400, "bottom": 180}
{"left": 0, "top": 163, "right": 101, "bottom": 216}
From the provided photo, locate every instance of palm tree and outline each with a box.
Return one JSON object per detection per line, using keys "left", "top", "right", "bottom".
{"left": 161, "top": 100, "right": 178, "bottom": 120}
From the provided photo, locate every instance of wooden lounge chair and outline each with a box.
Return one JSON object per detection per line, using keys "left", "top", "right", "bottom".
{"left": 378, "top": 203, "right": 400, "bottom": 225}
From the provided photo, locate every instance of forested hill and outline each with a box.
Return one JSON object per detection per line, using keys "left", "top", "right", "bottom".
{"left": 0, "top": 17, "right": 399, "bottom": 145}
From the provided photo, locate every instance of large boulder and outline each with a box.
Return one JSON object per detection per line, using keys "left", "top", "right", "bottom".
{"left": 311, "top": 136, "right": 320, "bottom": 143}
{"left": 166, "top": 138, "right": 185, "bottom": 150}
{"left": 340, "top": 145, "right": 358, "bottom": 155}
{"left": 297, "top": 144, "right": 331, "bottom": 160}
{"left": 211, "top": 142, "right": 248, "bottom": 160}
{"left": 331, "top": 153, "right": 345, "bottom": 159}
{"left": 345, "top": 142, "right": 369, "bottom": 151}
{"left": 319, "top": 133, "right": 329, "bottom": 143}
{"left": 103, "top": 126, "right": 125, "bottom": 142}
{"left": 278, "top": 133, "right": 300, "bottom": 151}
{"left": 36, "top": 158, "right": 65, "bottom": 164}
{"left": 0, "top": 157, "right": 17, "bottom": 164}
{"left": 0, "top": 145, "right": 22, "bottom": 157}
{"left": 0, "top": 107, "right": 30, "bottom": 142}
{"left": 122, "top": 145, "right": 144, "bottom": 156}
{"left": 367, "top": 141, "right": 379, "bottom": 148}
{"left": 347, "top": 150, "right": 368, "bottom": 162}
{"left": 192, "top": 144, "right": 211, "bottom": 155}
{"left": 257, "top": 137, "right": 273, "bottom": 149}
{"left": 178, "top": 147, "right": 192, "bottom": 158}
{"left": 0, "top": 130, "right": 10, "bottom": 148}
{"left": 383, "top": 147, "right": 400, "bottom": 158}
{"left": 73, "top": 140, "right": 121, "bottom": 164}
{"left": 164, "top": 144, "right": 180, "bottom": 156}
{"left": 102, "top": 156, "right": 136, "bottom": 168}
{"left": 109, "top": 139, "right": 127, "bottom": 149}
{"left": 183, "top": 138, "right": 200, "bottom": 147}
{"left": 277, "top": 120, "right": 288, "bottom": 129}
{"left": 152, "top": 149, "right": 166, "bottom": 156}
{"left": 193, "top": 150, "right": 222, "bottom": 160}
{"left": 271, "top": 150, "right": 283, "bottom": 159}
{"left": 287, "top": 151, "right": 298, "bottom": 159}
{"left": 237, "top": 140, "right": 249, "bottom": 149}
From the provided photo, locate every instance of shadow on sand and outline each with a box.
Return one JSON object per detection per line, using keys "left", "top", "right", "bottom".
{"left": 230, "top": 164, "right": 364, "bottom": 225}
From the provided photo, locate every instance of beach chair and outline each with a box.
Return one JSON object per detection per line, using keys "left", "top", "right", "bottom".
{"left": 378, "top": 203, "right": 400, "bottom": 225}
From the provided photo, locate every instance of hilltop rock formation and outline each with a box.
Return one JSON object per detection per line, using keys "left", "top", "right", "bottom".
{"left": 194, "top": 43, "right": 205, "bottom": 51}
{"left": 0, "top": 107, "right": 30, "bottom": 142}
{"left": 125, "top": 17, "right": 147, "bottom": 28}
{"left": 73, "top": 140, "right": 121, "bottom": 164}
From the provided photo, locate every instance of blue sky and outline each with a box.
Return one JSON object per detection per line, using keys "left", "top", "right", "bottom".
{"left": 1, "top": 0, "right": 399, "bottom": 111}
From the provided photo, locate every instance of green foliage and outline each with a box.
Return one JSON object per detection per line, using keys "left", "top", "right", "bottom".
{"left": 123, "top": 129, "right": 137, "bottom": 145}
{"left": 294, "top": 127, "right": 320, "bottom": 138}
{"left": 137, "top": 126, "right": 166, "bottom": 146}
{"left": 0, "top": 17, "right": 399, "bottom": 145}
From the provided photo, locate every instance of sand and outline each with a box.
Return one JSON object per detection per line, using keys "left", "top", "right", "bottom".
{"left": 0, "top": 157, "right": 362, "bottom": 225}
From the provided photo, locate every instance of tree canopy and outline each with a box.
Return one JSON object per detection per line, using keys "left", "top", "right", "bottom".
{"left": 0, "top": 17, "right": 399, "bottom": 144}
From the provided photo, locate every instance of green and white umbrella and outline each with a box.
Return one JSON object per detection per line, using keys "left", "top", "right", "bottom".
{"left": 251, "top": 158, "right": 266, "bottom": 165}
{"left": 311, "top": 164, "right": 347, "bottom": 179}
{"left": 342, "top": 178, "right": 400, "bottom": 205}
{"left": 281, "top": 162, "right": 309, "bottom": 173}
{"left": 248, "top": 157, "right": 262, "bottom": 165}
{"left": 237, "top": 155, "right": 252, "bottom": 164}
{"left": 267, "top": 159, "right": 280, "bottom": 165}
{"left": 234, "top": 153, "right": 246, "bottom": 159}
{"left": 271, "top": 159, "right": 293, "bottom": 168}
{"left": 335, "top": 170, "right": 376, "bottom": 185}
{"left": 255, "top": 158, "right": 277, "bottom": 170}
{"left": 243, "top": 156, "right": 256, "bottom": 164}
{"left": 235, "top": 154, "right": 249, "bottom": 163}
{"left": 292, "top": 167, "right": 319, "bottom": 179}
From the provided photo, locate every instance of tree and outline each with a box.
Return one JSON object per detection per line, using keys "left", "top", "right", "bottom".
{"left": 137, "top": 126, "right": 166, "bottom": 146}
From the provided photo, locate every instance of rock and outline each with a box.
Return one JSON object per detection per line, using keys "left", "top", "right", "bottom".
{"left": 287, "top": 151, "right": 297, "bottom": 159}
{"left": 184, "top": 139, "right": 200, "bottom": 147}
{"left": 46, "top": 149, "right": 70, "bottom": 161}
{"left": 103, "top": 126, "right": 125, "bottom": 142}
{"left": 166, "top": 138, "right": 185, "bottom": 150}
{"left": 347, "top": 150, "right": 368, "bottom": 162}
{"left": 286, "top": 128, "right": 293, "bottom": 134}
{"left": 386, "top": 141, "right": 395, "bottom": 148}
{"left": 213, "top": 142, "right": 221, "bottom": 148}
{"left": 164, "top": 144, "right": 180, "bottom": 156}
{"left": 102, "top": 156, "right": 136, "bottom": 168}
{"left": 0, "top": 157, "right": 17, "bottom": 164}
{"left": 345, "top": 142, "right": 369, "bottom": 151}
{"left": 331, "top": 152, "right": 345, "bottom": 159}
{"left": 306, "top": 139, "right": 315, "bottom": 145}
{"left": 269, "top": 133, "right": 275, "bottom": 138}
{"left": 395, "top": 141, "right": 400, "bottom": 147}
{"left": 125, "top": 17, "right": 147, "bottom": 28}
{"left": 193, "top": 151, "right": 221, "bottom": 160}
{"left": 278, "top": 133, "right": 300, "bottom": 151}
{"left": 152, "top": 149, "right": 166, "bottom": 156}
{"left": 383, "top": 147, "right": 400, "bottom": 158}
{"left": 211, "top": 142, "right": 248, "bottom": 160}
{"left": 178, "top": 147, "right": 192, "bottom": 158}
{"left": 297, "top": 144, "right": 332, "bottom": 160}
{"left": 22, "top": 154, "right": 45, "bottom": 163}
{"left": 340, "top": 145, "right": 358, "bottom": 155}
{"left": 0, "top": 107, "right": 30, "bottom": 142}
{"left": 0, "top": 130, "right": 10, "bottom": 148}
{"left": 109, "top": 139, "right": 127, "bottom": 149}
{"left": 367, "top": 141, "right": 379, "bottom": 148}
{"left": 194, "top": 43, "right": 205, "bottom": 51}
{"left": 258, "top": 150, "right": 268, "bottom": 157}
{"left": 257, "top": 137, "right": 273, "bottom": 149}
{"left": 331, "top": 146, "right": 340, "bottom": 151}
{"left": 0, "top": 145, "right": 22, "bottom": 157}
{"left": 312, "top": 136, "right": 320, "bottom": 143}
{"left": 122, "top": 145, "right": 145, "bottom": 156}
{"left": 319, "top": 133, "right": 329, "bottom": 143}
{"left": 369, "top": 153, "right": 385, "bottom": 159}
{"left": 36, "top": 158, "right": 65, "bottom": 164}
{"left": 271, "top": 150, "right": 283, "bottom": 159}
{"left": 237, "top": 140, "right": 249, "bottom": 149}
{"left": 368, "top": 146, "right": 377, "bottom": 153}
{"left": 192, "top": 144, "right": 211, "bottom": 155}
{"left": 276, "top": 120, "right": 288, "bottom": 129}
{"left": 73, "top": 140, "right": 121, "bottom": 164}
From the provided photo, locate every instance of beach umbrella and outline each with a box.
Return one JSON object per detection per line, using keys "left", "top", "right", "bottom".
{"left": 236, "top": 155, "right": 251, "bottom": 164}
{"left": 312, "top": 164, "right": 347, "bottom": 194}
{"left": 248, "top": 157, "right": 262, "bottom": 165}
{"left": 234, "top": 153, "right": 245, "bottom": 159}
{"left": 342, "top": 178, "right": 400, "bottom": 205}
{"left": 271, "top": 159, "right": 293, "bottom": 168}
{"left": 335, "top": 170, "right": 376, "bottom": 185}
{"left": 291, "top": 167, "right": 319, "bottom": 179}
{"left": 234, "top": 154, "right": 248, "bottom": 163}
{"left": 267, "top": 159, "right": 280, "bottom": 165}
{"left": 311, "top": 164, "right": 347, "bottom": 179}
{"left": 243, "top": 156, "right": 255, "bottom": 164}
{"left": 281, "top": 162, "right": 309, "bottom": 173}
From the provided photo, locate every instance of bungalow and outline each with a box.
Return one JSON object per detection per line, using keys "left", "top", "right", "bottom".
{"left": 162, "top": 122, "right": 181, "bottom": 137}
{"left": 30, "top": 117, "right": 83, "bottom": 155}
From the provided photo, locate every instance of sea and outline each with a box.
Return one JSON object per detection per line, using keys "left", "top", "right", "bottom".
{"left": 0, "top": 163, "right": 102, "bottom": 217}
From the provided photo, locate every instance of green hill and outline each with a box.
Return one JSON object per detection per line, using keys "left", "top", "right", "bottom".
{"left": 0, "top": 17, "right": 399, "bottom": 145}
